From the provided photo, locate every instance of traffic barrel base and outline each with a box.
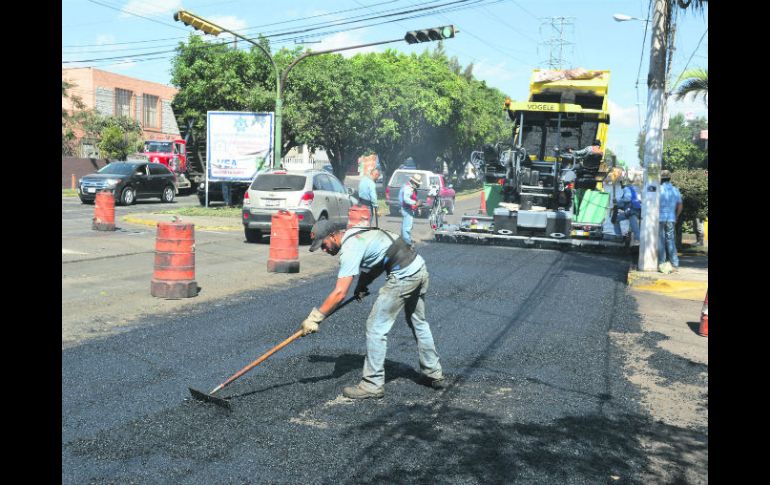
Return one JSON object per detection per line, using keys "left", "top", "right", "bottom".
{"left": 92, "top": 191, "right": 116, "bottom": 231}
{"left": 267, "top": 210, "right": 300, "bottom": 273}
{"left": 151, "top": 221, "right": 199, "bottom": 299}
{"left": 698, "top": 292, "right": 708, "bottom": 337}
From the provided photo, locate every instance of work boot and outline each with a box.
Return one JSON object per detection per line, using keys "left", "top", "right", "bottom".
{"left": 343, "top": 383, "right": 384, "bottom": 399}
{"left": 419, "top": 375, "right": 447, "bottom": 390}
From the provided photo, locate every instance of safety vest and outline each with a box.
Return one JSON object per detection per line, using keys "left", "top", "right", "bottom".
{"left": 628, "top": 186, "right": 641, "bottom": 210}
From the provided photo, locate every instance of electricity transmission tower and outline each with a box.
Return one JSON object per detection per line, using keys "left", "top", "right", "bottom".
{"left": 538, "top": 17, "right": 574, "bottom": 69}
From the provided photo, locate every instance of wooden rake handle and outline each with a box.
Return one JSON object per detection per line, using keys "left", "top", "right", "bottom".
{"left": 211, "top": 330, "right": 303, "bottom": 395}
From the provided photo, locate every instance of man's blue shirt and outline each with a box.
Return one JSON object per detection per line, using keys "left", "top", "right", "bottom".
{"left": 337, "top": 227, "right": 424, "bottom": 279}
{"left": 358, "top": 176, "right": 377, "bottom": 206}
{"left": 659, "top": 182, "right": 682, "bottom": 222}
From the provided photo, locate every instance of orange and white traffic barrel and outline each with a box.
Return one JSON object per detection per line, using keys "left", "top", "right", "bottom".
{"left": 92, "top": 191, "right": 116, "bottom": 231}
{"left": 150, "top": 221, "right": 199, "bottom": 299}
{"left": 267, "top": 210, "right": 300, "bottom": 273}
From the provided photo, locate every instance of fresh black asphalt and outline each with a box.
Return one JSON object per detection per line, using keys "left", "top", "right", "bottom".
{"left": 62, "top": 242, "right": 707, "bottom": 484}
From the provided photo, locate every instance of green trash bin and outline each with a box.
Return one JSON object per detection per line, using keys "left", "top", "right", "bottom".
{"left": 483, "top": 183, "right": 503, "bottom": 216}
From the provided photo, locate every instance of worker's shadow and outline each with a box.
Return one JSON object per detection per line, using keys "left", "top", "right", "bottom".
{"left": 299, "top": 354, "right": 422, "bottom": 385}
{"left": 229, "top": 354, "right": 421, "bottom": 400}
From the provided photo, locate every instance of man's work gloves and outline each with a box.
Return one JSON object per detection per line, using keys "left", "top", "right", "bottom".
{"left": 300, "top": 307, "right": 326, "bottom": 336}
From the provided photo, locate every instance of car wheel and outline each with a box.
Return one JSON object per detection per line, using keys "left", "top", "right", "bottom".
{"left": 447, "top": 198, "right": 455, "bottom": 215}
{"left": 161, "top": 185, "right": 175, "bottom": 203}
{"left": 245, "top": 227, "right": 262, "bottom": 243}
{"left": 120, "top": 187, "right": 135, "bottom": 206}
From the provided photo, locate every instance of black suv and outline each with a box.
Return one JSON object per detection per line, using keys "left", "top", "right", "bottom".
{"left": 78, "top": 161, "right": 177, "bottom": 206}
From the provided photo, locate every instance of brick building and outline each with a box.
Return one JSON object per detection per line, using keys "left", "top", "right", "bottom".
{"left": 62, "top": 67, "right": 180, "bottom": 157}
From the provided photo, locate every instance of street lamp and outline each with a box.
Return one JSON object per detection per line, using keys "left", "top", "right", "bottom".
{"left": 174, "top": 10, "right": 457, "bottom": 169}
{"left": 613, "top": 13, "right": 650, "bottom": 23}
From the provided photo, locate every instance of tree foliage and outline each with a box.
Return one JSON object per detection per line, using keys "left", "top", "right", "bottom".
{"left": 671, "top": 168, "right": 708, "bottom": 220}
{"left": 62, "top": 80, "right": 86, "bottom": 156}
{"left": 674, "top": 68, "right": 707, "bottom": 106}
{"left": 169, "top": 37, "right": 509, "bottom": 180}
{"left": 636, "top": 113, "right": 707, "bottom": 168}
{"left": 96, "top": 118, "right": 145, "bottom": 160}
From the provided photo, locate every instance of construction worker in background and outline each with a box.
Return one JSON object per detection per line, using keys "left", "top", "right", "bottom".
{"left": 358, "top": 164, "right": 380, "bottom": 227}
{"left": 612, "top": 176, "right": 642, "bottom": 243}
{"left": 658, "top": 169, "right": 683, "bottom": 273}
{"left": 399, "top": 174, "right": 422, "bottom": 247}
{"left": 569, "top": 139, "right": 603, "bottom": 158}
{"left": 299, "top": 219, "right": 445, "bottom": 399}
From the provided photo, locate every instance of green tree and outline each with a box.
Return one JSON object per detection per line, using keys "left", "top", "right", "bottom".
{"left": 671, "top": 168, "right": 707, "bottom": 246}
{"left": 637, "top": 113, "right": 707, "bottom": 168}
{"left": 97, "top": 121, "right": 144, "bottom": 160}
{"left": 674, "top": 68, "right": 707, "bottom": 106}
{"left": 62, "top": 80, "right": 86, "bottom": 156}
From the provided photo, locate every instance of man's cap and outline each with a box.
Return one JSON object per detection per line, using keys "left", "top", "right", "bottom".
{"left": 409, "top": 174, "right": 422, "bottom": 186}
{"left": 660, "top": 169, "right": 672, "bottom": 180}
{"left": 309, "top": 219, "right": 346, "bottom": 252}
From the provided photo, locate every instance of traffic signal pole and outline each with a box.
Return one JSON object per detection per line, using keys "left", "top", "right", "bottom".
{"left": 175, "top": 10, "right": 457, "bottom": 169}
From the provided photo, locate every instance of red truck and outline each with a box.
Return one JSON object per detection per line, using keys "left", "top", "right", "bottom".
{"left": 140, "top": 139, "right": 192, "bottom": 191}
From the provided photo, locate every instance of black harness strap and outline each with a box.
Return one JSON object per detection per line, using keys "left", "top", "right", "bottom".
{"left": 341, "top": 227, "right": 417, "bottom": 273}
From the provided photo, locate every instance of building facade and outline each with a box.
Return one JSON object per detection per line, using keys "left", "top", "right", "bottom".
{"left": 62, "top": 67, "right": 181, "bottom": 157}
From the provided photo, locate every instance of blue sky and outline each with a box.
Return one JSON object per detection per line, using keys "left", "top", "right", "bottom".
{"left": 62, "top": 0, "right": 708, "bottom": 167}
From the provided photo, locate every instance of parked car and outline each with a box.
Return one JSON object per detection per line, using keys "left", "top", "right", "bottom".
{"left": 384, "top": 169, "right": 455, "bottom": 217}
{"left": 196, "top": 181, "right": 249, "bottom": 206}
{"left": 78, "top": 161, "right": 177, "bottom": 206}
{"left": 241, "top": 169, "right": 358, "bottom": 243}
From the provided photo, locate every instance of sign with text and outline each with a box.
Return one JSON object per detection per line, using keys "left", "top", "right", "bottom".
{"left": 206, "top": 111, "right": 274, "bottom": 182}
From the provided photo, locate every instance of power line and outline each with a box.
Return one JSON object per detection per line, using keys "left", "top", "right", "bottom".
{"left": 635, "top": 0, "right": 653, "bottom": 132}
{"left": 63, "top": 0, "right": 505, "bottom": 64}
{"left": 671, "top": 28, "right": 707, "bottom": 88}
{"left": 65, "top": 0, "right": 437, "bottom": 48}
{"left": 510, "top": 0, "right": 539, "bottom": 21}
{"left": 85, "top": 0, "right": 189, "bottom": 32}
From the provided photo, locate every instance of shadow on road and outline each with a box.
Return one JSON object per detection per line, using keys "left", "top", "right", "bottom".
{"left": 337, "top": 405, "right": 707, "bottom": 485}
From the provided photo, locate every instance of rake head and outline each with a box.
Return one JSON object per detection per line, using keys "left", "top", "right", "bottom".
{"left": 189, "top": 387, "right": 231, "bottom": 410}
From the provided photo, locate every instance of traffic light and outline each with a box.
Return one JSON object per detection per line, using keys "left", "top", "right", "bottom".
{"left": 404, "top": 25, "right": 457, "bottom": 44}
{"left": 173, "top": 10, "right": 223, "bottom": 36}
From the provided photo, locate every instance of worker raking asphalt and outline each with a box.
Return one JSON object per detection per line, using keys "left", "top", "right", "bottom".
{"left": 62, "top": 243, "right": 707, "bottom": 484}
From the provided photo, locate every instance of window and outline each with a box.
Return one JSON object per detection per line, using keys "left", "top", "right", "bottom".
{"left": 143, "top": 94, "right": 159, "bottom": 128}
{"left": 148, "top": 164, "right": 169, "bottom": 175}
{"left": 314, "top": 174, "right": 335, "bottom": 192}
{"left": 115, "top": 88, "right": 132, "bottom": 118}
{"left": 332, "top": 177, "right": 347, "bottom": 194}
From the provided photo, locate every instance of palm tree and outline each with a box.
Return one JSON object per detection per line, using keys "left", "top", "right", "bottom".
{"left": 674, "top": 68, "right": 708, "bottom": 106}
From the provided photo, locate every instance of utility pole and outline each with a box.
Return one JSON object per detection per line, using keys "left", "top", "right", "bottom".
{"left": 638, "top": 0, "right": 672, "bottom": 271}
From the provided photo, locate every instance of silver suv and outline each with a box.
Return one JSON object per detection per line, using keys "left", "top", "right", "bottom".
{"left": 241, "top": 169, "right": 356, "bottom": 243}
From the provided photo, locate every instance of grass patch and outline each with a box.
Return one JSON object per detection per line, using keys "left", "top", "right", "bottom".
{"left": 154, "top": 206, "right": 241, "bottom": 218}
{"left": 62, "top": 189, "right": 78, "bottom": 197}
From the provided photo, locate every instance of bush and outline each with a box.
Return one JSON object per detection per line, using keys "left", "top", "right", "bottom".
{"left": 671, "top": 169, "right": 708, "bottom": 221}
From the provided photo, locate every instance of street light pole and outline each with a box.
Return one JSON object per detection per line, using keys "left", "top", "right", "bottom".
{"left": 174, "top": 10, "right": 444, "bottom": 170}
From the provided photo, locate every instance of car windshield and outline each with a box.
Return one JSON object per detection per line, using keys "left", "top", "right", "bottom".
{"left": 145, "top": 142, "right": 173, "bottom": 152}
{"left": 97, "top": 163, "right": 137, "bottom": 175}
{"left": 251, "top": 174, "right": 307, "bottom": 191}
{"left": 390, "top": 171, "right": 425, "bottom": 188}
